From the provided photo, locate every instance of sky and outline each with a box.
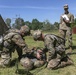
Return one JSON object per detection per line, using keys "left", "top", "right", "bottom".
{"left": 0, "top": 0, "right": 76, "bottom": 24}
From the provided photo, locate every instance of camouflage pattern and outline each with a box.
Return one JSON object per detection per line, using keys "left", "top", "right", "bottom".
{"left": 43, "top": 34, "right": 74, "bottom": 69}
{"left": 57, "top": 56, "right": 73, "bottom": 69}
{"left": 34, "top": 60, "right": 45, "bottom": 68}
{"left": 0, "top": 52, "right": 11, "bottom": 67}
{"left": 47, "top": 58, "right": 60, "bottom": 69}
{"left": 59, "top": 5, "right": 74, "bottom": 47}
{"left": 33, "top": 30, "right": 42, "bottom": 40}
{"left": 3, "top": 31, "right": 28, "bottom": 55}
{"left": 20, "top": 57, "right": 34, "bottom": 71}
{"left": 33, "top": 30, "right": 73, "bottom": 69}
{"left": 0, "top": 25, "right": 30, "bottom": 67}
{"left": 47, "top": 55, "right": 73, "bottom": 69}
{"left": 44, "top": 34, "right": 65, "bottom": 61}
{"left": 20, "top": 48, "right": 46, "bottom": 70}
{"left": 20, "top": 25, "right": 30, "bottom": 34}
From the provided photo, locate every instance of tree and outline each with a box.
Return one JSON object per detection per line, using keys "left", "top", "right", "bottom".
{"left": 53, "top": 22, "right": 59, "bottom": 29}
{"left": 31, "top": 19, "right": 40, "bottom": 30}
{"left": 12, "top": 17, "right": 25, "bottom": 29}
{"left": 42, "top": 20, "right": 52, "bottom": 31}
{"left": 24, "top": 21, "right": 31, "bottom": 29}
{"left": 5, "top": 18, "right": 11, "bottom": 28}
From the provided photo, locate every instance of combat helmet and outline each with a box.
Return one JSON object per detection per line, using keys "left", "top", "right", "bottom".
{"left": 33, "top": 30, "right": 42, "bottom": 40}
{"left": 20, "top": 25, "right": 30, "bottom": 35}
{"left": 64, "top": 4, "right": 69, "bottom": 9}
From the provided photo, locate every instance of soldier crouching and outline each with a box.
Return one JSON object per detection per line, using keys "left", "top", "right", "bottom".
{"left": 0, "top": 25, "right": 30, "bottom": 68}
{"left": 33, "top": 30, "right": 73, "bottom": 69}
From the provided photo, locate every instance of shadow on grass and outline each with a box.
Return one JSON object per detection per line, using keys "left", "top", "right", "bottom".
{"left": 65, "top": 45, "right": 76, "bottom": 50}
{"left": 15, "top": 69, "right": 33, "bottom": 75}
{"left": 10, "top": 58, "right": 17, "bottom": 67}
{"left": 67, "top": 52, "right": 76, "bottom": 55}
{"left": 72, "top": 46, "right": 76, "bottom": 50}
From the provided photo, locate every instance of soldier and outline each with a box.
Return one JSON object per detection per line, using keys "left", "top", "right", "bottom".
{"left": 20, "top": 47, "right": 46, "bottom": 71}
{"left": 0, "top": 25, "right": 30, "bottom": 67}
{"left": 33, "top": 30, "right": 73, "bottom": 69}
{"left": 59, "top": 4, "right": 74, "bottom": 52}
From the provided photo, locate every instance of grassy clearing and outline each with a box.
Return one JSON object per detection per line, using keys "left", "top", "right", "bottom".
{"left": 0, "top": 30, "right": 76, "bottom": 75}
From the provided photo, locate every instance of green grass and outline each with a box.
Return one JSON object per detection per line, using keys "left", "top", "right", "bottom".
{"left": 0, "top": 31, "right": 76, "bottom": 75}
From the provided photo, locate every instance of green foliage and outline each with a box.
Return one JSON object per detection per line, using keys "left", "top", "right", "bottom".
{"left": 12, "top": 17, "right": 25, "bottom": 29}
{"left": 42, "top": 20, "right": 52, "bottom": 31}
{"left": 11, "top": 18, "right": 59, "bottom": 31}
{"left": 5, "top": 18, "right": 11, "bottom": 28}
{"left": 54, "top": 22, "right": 59, "bottom": 29}
{"left": 31, "top": 19, "right": 43, "bottom": 30}
{"left": 71, "top": 18, "right": 76, "bottom": 28}
{"left": 25, "top": 21, "right": 31, "bottom": 29}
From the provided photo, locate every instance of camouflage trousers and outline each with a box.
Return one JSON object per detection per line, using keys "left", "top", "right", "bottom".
{"left": 46, "top": 44, "right": 73, "bottom": 69}
{"left": 59, "top": 28, "right": 72, "bottom": 47}
{"left": 47, "top": 44, "right": 65, "bottom": 62}
{"left": 47, "top": 55, "right": 73, "bottom": 69}
{"left": 20, "top": 57, "right": 45, "bottom": 71}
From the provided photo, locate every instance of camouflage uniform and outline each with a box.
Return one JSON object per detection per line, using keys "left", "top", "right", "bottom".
{"left": 59, "top": 4, "right": 74, "bottom": 48}
{"left": 20, "top": 48, "right": 46, "bottom": 70}
{"left": 33, "top": 30, "right": 73, "bottom": 69}
{"left": 44, "top": 34, "right": 65, "bottom": 62}
{"left": 0, "top": 25, "right": 30, "bottom": 67}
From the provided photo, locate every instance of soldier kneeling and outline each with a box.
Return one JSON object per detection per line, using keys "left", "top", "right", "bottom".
{"left": 33, "top": 30, "right": 74, "bottom": 70}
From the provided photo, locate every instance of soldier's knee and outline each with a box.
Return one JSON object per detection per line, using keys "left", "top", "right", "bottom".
{"left": 47, "top": 59, "right": 60, "bottom": 69}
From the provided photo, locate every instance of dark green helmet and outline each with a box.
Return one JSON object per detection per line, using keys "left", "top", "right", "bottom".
{"left": 20, "top": 25, "right": 30, "bottom": 35}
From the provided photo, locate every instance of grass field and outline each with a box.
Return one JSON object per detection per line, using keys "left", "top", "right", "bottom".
{"left": 0, "top": 30, "right": 76, "bottom": 75}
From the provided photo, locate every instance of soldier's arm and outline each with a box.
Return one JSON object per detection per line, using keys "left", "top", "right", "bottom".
{"left": 45, "top": 36, "right": 55, "bottom": 61}
{"left": 60, "top": 16, "right": 63, "bottom": 24}
{"left": 70, "top": 14, "right": 74, "bottom": 23}
{"left": 12, "top": 34, "right": 28, "bottom": 51}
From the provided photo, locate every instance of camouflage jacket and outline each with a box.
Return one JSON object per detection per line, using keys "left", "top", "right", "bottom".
{"left": 44, "top": 34, "right": 65, "bottom": 52}
{"left": 3, "top": 30, "right": 28, "bottom": 52}
{"left": 59, "top": 12, "right": 74, "bottom": 30}
{"left": 23, "top": 47, "right": 46, "bottom": 61}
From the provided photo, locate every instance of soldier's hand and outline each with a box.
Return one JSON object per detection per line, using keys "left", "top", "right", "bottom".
{"left": 36, "top": 50, "right": 43, "bottom": 60}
